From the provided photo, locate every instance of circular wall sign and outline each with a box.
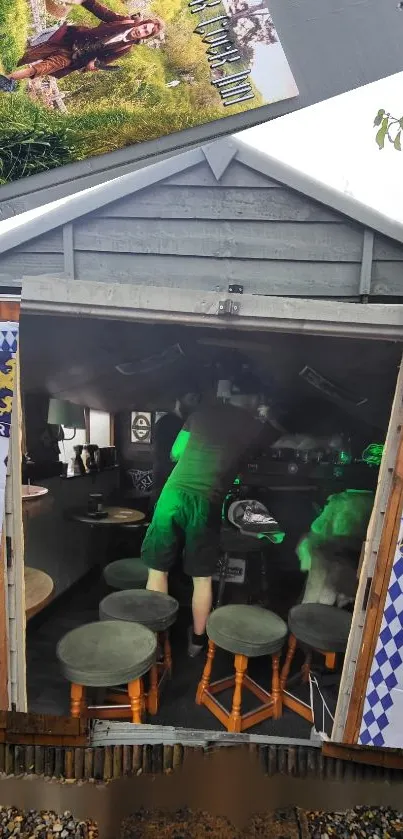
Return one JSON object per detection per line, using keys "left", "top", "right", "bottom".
{"left": 131, "top": 413, "right": 151, "bottom": 442}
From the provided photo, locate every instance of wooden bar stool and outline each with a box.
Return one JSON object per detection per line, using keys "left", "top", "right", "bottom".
{"left": 196, "top": 605, "right": 287, "bottom": 732}
{"left": 99, "top": 589, "right": 178, "bottom": 714}
{"left": 103, "top": 557, "right": 148, "bottom": 590}
{"left": 280, "top": 604, "right": 352, "bottom": 722}
{"left": 56, "top": 621, "right": 156, "bottom": 722}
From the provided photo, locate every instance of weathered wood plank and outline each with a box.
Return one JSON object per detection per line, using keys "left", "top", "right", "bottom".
{"left": 13, "top": 230, "right": 63, "bottom": 254}
{"left": 74, "top": 219, "right": 363, "bottom": 262}
{"left": 73, "top": 251, "right": 361, "bottom": 295}
{"left": 0, "top": 252, "right": 64, "bottom": 280}
{"left": 373, "top": 235, "right": 403, "bottom": 262}
{"left": 93, "top": 186, "right": 341, "bottom": 223}
{"left": 371, "top": 262, "right": 403, "bottom": 294}
{"left": 163, "top": 161, "right": 281, "bottom": 188}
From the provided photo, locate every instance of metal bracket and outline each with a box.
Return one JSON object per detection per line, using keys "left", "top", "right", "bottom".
{"left": 218, "top": 299, "right": 240, "bottom": 316}
{"left": 228, "top": 284, "right": 243, "bottom": 294}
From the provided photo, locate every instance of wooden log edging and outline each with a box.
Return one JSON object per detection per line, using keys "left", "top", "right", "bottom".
{"left": 1, "top": 743, "right": 403, "bottom": 783}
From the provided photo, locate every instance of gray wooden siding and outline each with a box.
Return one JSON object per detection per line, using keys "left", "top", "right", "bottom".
{"left": 2, "top": 161, "right": 403, "bottom": 298}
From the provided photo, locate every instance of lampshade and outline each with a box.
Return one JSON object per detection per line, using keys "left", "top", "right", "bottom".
{"left": 48, "top": 398, "right": 86, "bottom": 429}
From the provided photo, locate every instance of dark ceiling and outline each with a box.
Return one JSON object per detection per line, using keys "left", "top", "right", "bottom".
{"left": 19, "top": 313, "right": 402, "bottom": 434}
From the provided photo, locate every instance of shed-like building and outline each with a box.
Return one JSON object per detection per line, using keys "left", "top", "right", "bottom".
{"left": 1, "top": 136, "right": 403, "bottom": 756}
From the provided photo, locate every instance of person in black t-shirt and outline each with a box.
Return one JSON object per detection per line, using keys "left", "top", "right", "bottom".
{"left": 151, "top": 390, "right": 200, "bottom": 507}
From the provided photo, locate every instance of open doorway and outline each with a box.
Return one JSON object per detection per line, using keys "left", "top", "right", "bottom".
{"left": 19, "top": 312, "right": 401, "bottom": 741}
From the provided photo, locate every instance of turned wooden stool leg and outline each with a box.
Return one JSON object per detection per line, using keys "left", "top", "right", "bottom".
{"left": 140, "top": 679, "right": 146, "bottom": 714}
{"left": 228, "top": 654, "right": 248, "bottom": 733}
{"left": 280, "top": 634, "right": 297, "bottom": 690}
{"left": 128, "top": 679, "right": 143, "bottom": 724}
{"left": 271, "top": 654, "right": 281, "bottom": 719}
{"left": 80, "top": 686, "right": 87, "bottom": 716}
{"left": 147, "top": 664, "right": 159, "bottom": 715}
{"left": 325, "top": 652, "right": 336, "bottom": 670}
{"left": 163, "top": 631, "right": 172, "bottom": 675}
{"left": 301, "top": 651, "right": 312, "bottom": 683}
{"left": 70, "top": 683, "right": 84, "bottom": 718}
{"left": 196, "top": 640, "right": 216, "bottom": 704}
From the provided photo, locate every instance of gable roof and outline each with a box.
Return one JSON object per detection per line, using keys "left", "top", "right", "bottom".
{"left": 1, "top": 135, "right": 403, "bottom": 255}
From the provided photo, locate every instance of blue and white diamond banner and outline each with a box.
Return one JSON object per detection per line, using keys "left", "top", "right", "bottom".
{"left": 359, "top": 516, "right": 403, "bottom": 748}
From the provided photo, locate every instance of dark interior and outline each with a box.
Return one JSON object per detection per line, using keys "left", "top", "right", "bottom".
{"left": 20, "top": 312, "right": 402, "bottom": 739}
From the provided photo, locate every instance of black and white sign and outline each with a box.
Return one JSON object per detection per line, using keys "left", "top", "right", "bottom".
{"left": 131, "top": 412, "right": 152, "bottom": 445}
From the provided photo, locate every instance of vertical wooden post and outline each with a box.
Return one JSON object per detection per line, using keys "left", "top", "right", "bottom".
{"left": 0, "top": 531, "right": 9, "bottom": 709}
{"left": 110, "top": 414, "right": 115, "bottom": 447}
{"left": 7, "top": 349, "right": 27, "bottom": 711}
{"left": 343, "top": 427, "right": 403, "bottom": 744}
{"left": 84, "top": 408, "right": 90, "bottom": 445}
{"left": 0, "top": 298, "right": 22, "bottom": 711}
{"left": 333, "top": 355, "right": 403, "bottom": 743}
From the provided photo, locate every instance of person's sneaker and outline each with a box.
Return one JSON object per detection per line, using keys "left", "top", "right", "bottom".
{"left": 187, "top": 626, "right": 206, "bottom": 658}
{"left": 0, "top": 75, "right": 17, "bottom": 93}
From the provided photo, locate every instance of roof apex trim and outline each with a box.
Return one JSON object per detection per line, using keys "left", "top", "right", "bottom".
{"left": 1, "top": 135, "right": 403, "bottom": 253}
{"left": 201, "top": 138, "right": 238, "bottom": 180}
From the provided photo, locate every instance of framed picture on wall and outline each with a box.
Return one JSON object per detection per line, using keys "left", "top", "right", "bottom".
{"left": 131, "top": 411, "right": 152, "bottom": 445}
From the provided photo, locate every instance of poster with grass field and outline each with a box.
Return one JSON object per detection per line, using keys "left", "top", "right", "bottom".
{"left": 0, "top": 0, "right": 297, "bottom": 186}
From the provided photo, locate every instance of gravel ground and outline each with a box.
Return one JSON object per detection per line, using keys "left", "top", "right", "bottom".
{"left": 120, "top": 807, "right": 300, "bottom": 839}
{"left": 0, "top": 808, "right": 98, "bottom": 839}
{"left": 306, "top": 806, "right": 403, "bottom": 838}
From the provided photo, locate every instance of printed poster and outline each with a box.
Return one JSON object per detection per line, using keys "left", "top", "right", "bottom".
{"left": 0, "top": 0, "right": 298, "bottom": 186}
{"left": 0, "top": 317, "right": 20, "bottom": 540}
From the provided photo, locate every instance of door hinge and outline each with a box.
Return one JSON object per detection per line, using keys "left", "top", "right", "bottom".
{"left": 218, "top": 299, "right": 240, "bottom": 316}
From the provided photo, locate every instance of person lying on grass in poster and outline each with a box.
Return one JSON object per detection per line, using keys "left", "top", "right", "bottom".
{"left": 0, "top": 0, "right": 164, "bottom": 92}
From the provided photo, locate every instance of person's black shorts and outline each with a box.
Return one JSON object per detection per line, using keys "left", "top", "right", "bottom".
{"left": 141, "top": 486, "right": 221, "bottom": 577}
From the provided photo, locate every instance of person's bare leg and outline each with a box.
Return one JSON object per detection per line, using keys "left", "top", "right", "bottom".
{"left": 6, "top": 67, "right": 35, "bottom": 80}
{"left": 188, "top": 576, "right": 212, "bottom": 657}
{"left": 146, "top": 568, "right": 168, "bottom": 594}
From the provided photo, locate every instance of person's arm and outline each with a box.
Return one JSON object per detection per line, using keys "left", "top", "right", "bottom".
{"left": 80, "top": 0, "right": 130, "bottom": 23}
{"left": 171, "top": 429, "right": 190, "bottom": 462}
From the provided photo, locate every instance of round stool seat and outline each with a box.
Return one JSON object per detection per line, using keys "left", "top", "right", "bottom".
{"left": 103, "top": 557, "right": 148, "bottom": 590}
{"left": 207, "top": 605, "right": 287, "bottom": 657}
{"left": 99, "top": 589, "right": 179, "bottom": 633}
{"left": 289, "top": 604, "right": 352, "bottom": 653}
{"left": 56, "top": 621, "right": 156, "bottom": 687}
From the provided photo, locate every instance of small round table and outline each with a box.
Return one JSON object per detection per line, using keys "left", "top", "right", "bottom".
{"left": 72, "top": 506, "right": 146, "bottom": 570}
{"left": 25, "top": 567, "right": 54, "bottom": 620}
{"left": 72, "top": 506, "right": 145, "bottom": 526}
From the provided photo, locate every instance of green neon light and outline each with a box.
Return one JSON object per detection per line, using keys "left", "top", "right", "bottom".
{"left": 257, "top": 531, "right": 286, "bottom": 544}
{"left": 362, "top": 443, "right": 384, "bottom": 467}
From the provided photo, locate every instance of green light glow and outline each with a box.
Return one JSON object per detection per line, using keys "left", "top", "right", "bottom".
{"left": 362, "top": 443, "right": 384, "bottom": 467}
{"left": 338, "top": 450, "right": 352, "bottom": 465}
{"left": 170, "top": 429, "right": 190, "bottom": 462}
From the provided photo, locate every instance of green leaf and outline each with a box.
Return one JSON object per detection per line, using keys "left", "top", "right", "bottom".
{"left": 375, "top": 117, "right": 389, "bottom": 150}
{"left": 399, "top": 117, "right": 403, "bottom": 130}
{"left": 374, "top": 108, "right": 385, "bottom": 127}
{"left": 394, "top": 132, "right": 402, "bottom": 151}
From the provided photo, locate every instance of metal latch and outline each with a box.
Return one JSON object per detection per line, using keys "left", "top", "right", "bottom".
{"left": 218, "top": 299, "right": 240, "bottom": 316}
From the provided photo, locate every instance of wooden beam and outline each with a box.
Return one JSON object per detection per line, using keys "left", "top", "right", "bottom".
{"left": 62, "top": 223, "right": 75, "bottom": 278}
{"left": 0, "top": 534, "right": 9, "bottom": 710}
{"left": 110, "top": 414, "right": 115, "bottom": 447}
{"left": 359, "top": 229, "right": 374, "bottom": 298}
{"left": 343, "top": 426, "right": 403, "bottom": 744}
{"left": 0, "top": 297, "right": 20, "bottom": 712}
{"left": 84, "top": 407, "right": 90, "bottom": 445}
{"left": 323, "top": 742, "right": 403, "bottom": 770}
{"left": 333, "top": 358, "right": 403, "bottom": 741}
